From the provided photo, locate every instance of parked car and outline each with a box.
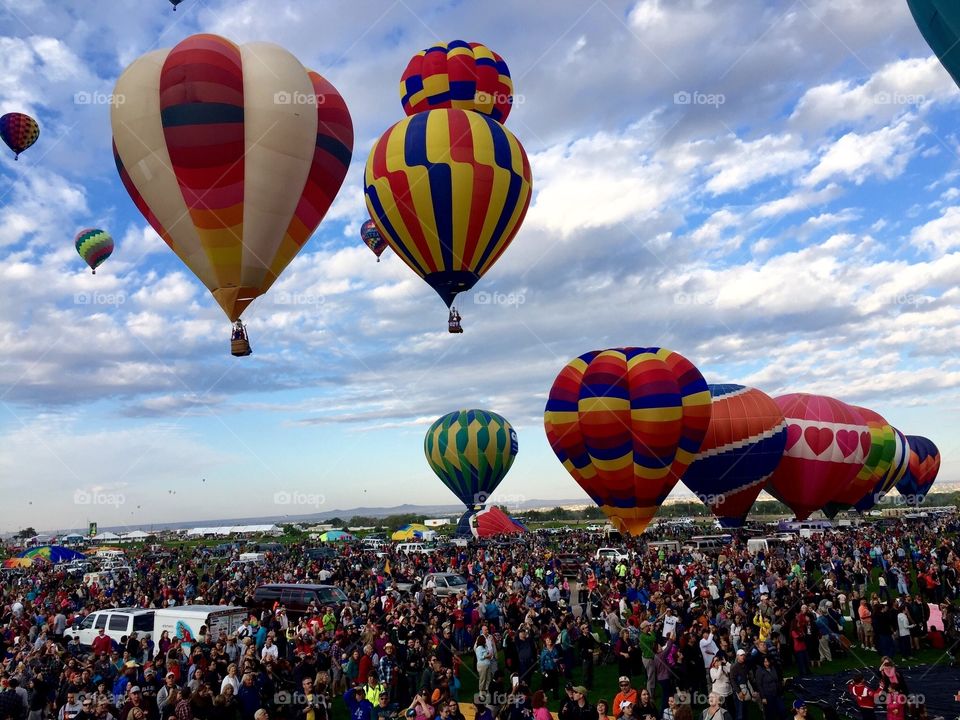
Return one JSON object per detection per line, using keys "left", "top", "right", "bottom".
{"left": 251, "top": 583, "right": 349, "bottom": 618}
{"left": 71, "top": 608, "right": 155, "bottom": 648}
{"left": 422, "top": 572, "right": 468, "bottom": 597}
{"left": 555, "top": 553, "right": 583, "bottom": 578}
{"left": 595, "top": 548, "right": 630, "bottom": 562}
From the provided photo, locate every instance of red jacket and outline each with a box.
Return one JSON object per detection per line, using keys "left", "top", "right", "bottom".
{"left": 848, "top": 681, "right": 876, "bottom": 709}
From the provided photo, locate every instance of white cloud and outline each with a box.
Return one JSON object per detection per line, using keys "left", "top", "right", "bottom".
{"left": 802, "top": 119, "right": 920, "bottom": 186}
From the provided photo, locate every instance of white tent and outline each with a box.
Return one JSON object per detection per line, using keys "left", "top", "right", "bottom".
{"left": 185, "top": 524, "right": 281, "bottom": 538}
{"left": 120, "top": 530, "right": 152, "bottom": 542}
{"left": 92, "top": 531, "right": 120, "bottom": 542}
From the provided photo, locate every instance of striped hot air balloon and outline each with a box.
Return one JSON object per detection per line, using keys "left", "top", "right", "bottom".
{"left": 75, "top": 228, "right": 114, "bottom": 274}
{"left": 543, "top": 347, "right": 712, "bottom": 536}
{"left": 400, "top": 40, "right": 514, "bottom": 123}
{"left": 822, "top": 406, "right": 897, "bottom": 518}
{"left": 364, "top": 108, "right": 532, "bottom": 317}
{"left": 767, "top": 394, "right": 869, "bottom": 520}
{"left": 111, "top": 34, "right": 353, "bottom": 347}
{"left": 361, "top": 219, "right": 388, "bottom": 261}
{"left": 896, "top": 435, "right": 941, "bottom": 506}
{"left": 854, "top": 424, "right": 909, "bottom": 512}
{"left": 424, "top": 409, "right": 518, "bottom": 511}
{"left": 681, "top": 384, "right": 787, "bottom": 528}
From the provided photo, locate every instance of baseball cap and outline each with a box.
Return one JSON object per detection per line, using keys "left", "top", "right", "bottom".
{"left": 736, "top": 649, "right": 746, "bottom": 657}
{"left": 130, "top": 687, "right": 141, "bottom": 694}
{"left": 619, "top": 701, "right": 633, "bottom": 710}
{"left": 618, "top": 676, "right": 630, "bottom": 683}
{"left": 573, "top": 686, "right": 588, "bottom": 695}
{"left": 565, "top": 683, "right": 574, "bottom": 691}
{"left": 793, "top": 700, "right": 806, "bottom": 710}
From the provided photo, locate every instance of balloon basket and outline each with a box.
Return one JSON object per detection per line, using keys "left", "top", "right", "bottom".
{"left": 231, "top": 339, "right": 252, "bottom": 357}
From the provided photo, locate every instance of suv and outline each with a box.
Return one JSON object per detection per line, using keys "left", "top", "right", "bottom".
{"left": 555, "top": 553, "right": 583, "bottom": 578}
{"left": 595, "top": 548, "right": 630, "bottom": 562}
{"left": 305, "top": 547, "right": 336, "bottom": 561}
{"left": 422, "top": 573, "right": 468, "bottom": 597}
{"left": 251, "top": 583, "right": 349, "bottom": 618}
{"left": 396, "top": 543, "right": 432, "bottom": 555}
{"left": 72, "top": 608, "right": 155, "bottom": 648}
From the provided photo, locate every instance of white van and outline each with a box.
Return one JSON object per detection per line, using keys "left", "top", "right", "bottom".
{"left": 238, "top": 552, "right": 267, "bottom": 564}
{"left": 647, "top": 540, "right": 681, "bottom": 554}
{"left": 747, "top": 537, "right": 789, "bottom": 556}
{"left": 153, "top": 605, "right": 247, "bottom": 655}
{"left": 72, "top": 608, "right": 155, "bottom": 648}
{"left": 94, "top": 550, "right": 127, "bottom": 560}
{"left": 396, "top": 543, "right": 431, "bottom": 555}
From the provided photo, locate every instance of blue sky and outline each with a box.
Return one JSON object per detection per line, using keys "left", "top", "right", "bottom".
{"left": 1, "top": 0, "right": 958, "bottom": 533}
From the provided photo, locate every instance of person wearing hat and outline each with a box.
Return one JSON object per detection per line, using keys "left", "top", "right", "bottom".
{"left": 571, "top": 687, "right": 593, "bottom": 720}
{"left": 792, "top": 700, "right": 807, "bottom": 720}
{"left": 559, "top": 684, "right": 579, "bottom": 720}
{"left": 612, "top": 678, "right": 637, "bottom": 713}
{"left": 729, "top": 650, "right": 756, "bottom": 720}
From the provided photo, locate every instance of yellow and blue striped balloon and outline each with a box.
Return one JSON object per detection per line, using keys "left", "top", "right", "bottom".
{"left": 75, "top": 228, "right": 114, "bottom": 274}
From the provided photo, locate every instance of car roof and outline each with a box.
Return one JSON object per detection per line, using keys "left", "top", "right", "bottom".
{"left": 257, "top": 583, "right": 339, "bottom": 590}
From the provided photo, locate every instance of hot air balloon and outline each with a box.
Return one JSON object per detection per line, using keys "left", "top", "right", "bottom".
{"left": 364, "top": 108, "right": 532, "bottom": 333}
{"left": 906, "top": 1, "right": 960, "bottom": 90}
{"left": 425, "top": 409, "right": 518, "bottom": 522}
{"left": 767, "top": 394, "right": 869, "bottom": 521}
{"left": 682, "top": 384, "right": 787, "bottom": 528}
{"left": 822, "top": 406, "right": 897, "bottom": 518}
{"left": 169, "top": 0, "right": 184, "bottom": 9}
{"left": 361, "top": 219, "right": 388, "bottom": 262}
{"left": 543, "top": 347, "right": 712, "bottom": 536}
{"left": 400, "top": 41, "right": 513, "bottom": 123}
{"left": 111, "top": 34, "right": 353, "bottom": 356}
{"left": 855, "top": 425, "right": 909, "bottom": 512}
{"left": 75, "top": 228, "right": 114, "bottom": 274}
{"left": 0, "top": 112, "right": 39, "bottom": 160}
{"left": 896, "top": 435, "right": 941, "bottom": 506}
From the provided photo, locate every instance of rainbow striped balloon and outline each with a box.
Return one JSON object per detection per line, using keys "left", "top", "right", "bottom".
{"left": 400, "top": 40, "right": 513, "bottom": 123}
{"left": 544, "top": 347, "right": 712, "bottom": 536}
{"left": 855, "top": 425, "right": 909, "bottom": 512}
{"left": 896, "top": 435, "right": 941, "bottom": 506}
{"left": 75, "top": 228, "right": 114, "bottom": 274}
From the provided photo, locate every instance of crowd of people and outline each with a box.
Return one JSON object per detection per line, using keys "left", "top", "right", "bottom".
{"left": 0, "top": 512, "right": 958, "bottom": 720}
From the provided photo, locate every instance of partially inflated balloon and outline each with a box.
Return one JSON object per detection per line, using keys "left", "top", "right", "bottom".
{"left": 364, "top": 108, "right": 532, "bottom": 309}
{"left": 400, "top": 41, "right": 513, "bottom": 122}
{"left": 361, "top": 219, "right": 388, "bottom": 261}
{"left": 425, "top": 409, "right": 518, "bottom": 510}
{"left": 112, "top": 34, "right": 353, "bottom": 323}
{"left": 896, "top": 435, "right": 941, "bottom": 506}
{"left": 855, "top": 426, "right": 909, "bottom": 512}
{"left": 0, "top": 112, "right": 39, "bottom": 160}
{"left": 682, "top": 384, "right": 786, "bottom": 528}
{"left": 544, "top": 347, "right": 712, "bottom": 536}
{"left": 822, "top": 406, "right": 896, "bottom": 517}
{"left": 906, "top": 1, "right": 960, "bottom": 90}
{"left": 75, "top": 229, "right": 114, "bottom": 274}
{"left": 767, "top": 394, "right": 869, "bottom": 520}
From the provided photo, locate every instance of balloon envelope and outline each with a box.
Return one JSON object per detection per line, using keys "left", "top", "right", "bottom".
{"left": 360, "top": 219, "right": 388, "bottom": 259}
{"left": 854, "top": 424, "right": 909, "bottom": 512}
{"left": 0, "top": 112, "right": 39, "bottom": 159}
{"left": 364, "top": 108, "right": 532, "bottom": 309}
{"left": 896, "top": 435, "right": 941, "bottom": 506}
{"left": 75, "top": 228, "right": 114, "bottom": 273}
{"left": 767, "top": 394, "right": 869, "bottom": 520}
{"left": 682, "top": 384, "right": 786, "bottom": 528}
{"left": 907, "top": 0, "right": 960, "bottom": 89}
{"left": 424, "top": 409, "right": 518, "bottom": 509}
{"left": 112, "top": 34, "right": 353, "bottom": 322}
{"left": 400, "top": 40, "right": 513, "bottom": 122}
{"left": 822, "top": 406, "right": 896, "bottom": 517}
{"left": 544, "top": 347, "right": 712, "bottom": 536}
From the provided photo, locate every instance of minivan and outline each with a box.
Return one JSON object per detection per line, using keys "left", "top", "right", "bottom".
{"left": 72, "top": 608, "right": 154, "bottom": 648}
{"left": 251, "top": 583, "right": 349, "bottom": 617}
